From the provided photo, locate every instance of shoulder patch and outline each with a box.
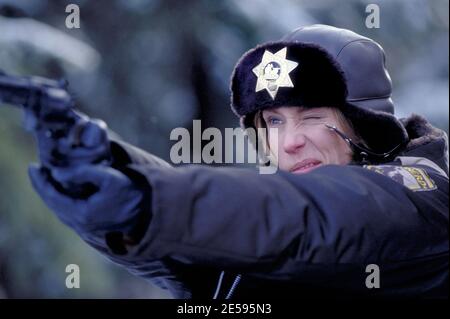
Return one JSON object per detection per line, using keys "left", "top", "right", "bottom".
{"left": 364, "top": 165, "right": 437, "bottom": 191}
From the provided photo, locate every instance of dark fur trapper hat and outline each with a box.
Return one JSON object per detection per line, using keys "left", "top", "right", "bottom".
{"left": 231, "top": 42, "right": 348, "bottom": 120}
{"left": 230, "top": 26, "right": 410, "bottom": 155}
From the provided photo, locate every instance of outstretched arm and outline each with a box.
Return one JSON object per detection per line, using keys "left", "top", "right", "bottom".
{"left": 29, "top": 155, "right": 448, "bottom": 296}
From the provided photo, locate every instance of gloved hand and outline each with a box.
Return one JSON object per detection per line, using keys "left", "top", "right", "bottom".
{"left": 27, "top": 109, "right": 110, "bottom": 168}
{"left": 28, "top": 164, "right": 145, "bottom": 237}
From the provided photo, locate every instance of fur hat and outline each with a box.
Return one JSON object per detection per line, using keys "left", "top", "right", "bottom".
{"left": 230, "top": 24, "right": 409, "bottom": 154}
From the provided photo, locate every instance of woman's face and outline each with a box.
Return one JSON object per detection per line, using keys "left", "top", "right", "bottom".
{"left": 262, "top": 106, "right": 353, "bottom": 174}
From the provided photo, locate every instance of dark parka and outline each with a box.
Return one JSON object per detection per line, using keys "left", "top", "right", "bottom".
{"left": 79, "top": 113, "right": 448, "bottom": 299}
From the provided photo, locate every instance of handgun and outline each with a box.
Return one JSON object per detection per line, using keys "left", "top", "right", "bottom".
{"left": 0, "top": 70, "right": 111, "bottom": 198}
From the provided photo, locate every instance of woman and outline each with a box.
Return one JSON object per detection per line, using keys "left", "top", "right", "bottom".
{"left": 28, "top": 25, "right": 448, "bottom": 298}
{"left": 255, "top": 106, "right": 361, "bottom": 172}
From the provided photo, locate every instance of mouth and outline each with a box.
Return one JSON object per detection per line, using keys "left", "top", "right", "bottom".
{"left": 289, "top": 159, "right": 322, "bottom": 174}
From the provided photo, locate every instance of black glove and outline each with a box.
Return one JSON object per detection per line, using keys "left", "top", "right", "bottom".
{"left": 26, "top": 109, "right": 110, "bottom": 168}
{"left": 29, "top": 164, "right": 145, "bottom": 233}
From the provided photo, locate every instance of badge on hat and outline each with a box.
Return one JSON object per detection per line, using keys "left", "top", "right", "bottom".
{"left": 252, "top": 47, "right": 299, "bottom": 100}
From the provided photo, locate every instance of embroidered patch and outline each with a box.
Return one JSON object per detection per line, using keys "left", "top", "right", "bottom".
{"left": 364, "top": 165, "right": 437, "bottom": 191}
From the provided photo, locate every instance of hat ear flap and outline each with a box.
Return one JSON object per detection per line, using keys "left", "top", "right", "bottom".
{"left": 341, "top": 103, "right": 408, "bottom": 153}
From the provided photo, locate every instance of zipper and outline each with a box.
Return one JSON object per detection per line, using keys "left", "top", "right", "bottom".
{"left": 212, "top": 271, "right": 242, "bottom": 299}
{"left": 225, "top": 274, "right": 242, "bottom": 299}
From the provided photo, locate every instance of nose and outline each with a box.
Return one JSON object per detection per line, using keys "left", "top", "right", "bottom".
{"left": 282, "top": 130, "right": 306, "bottom": 154}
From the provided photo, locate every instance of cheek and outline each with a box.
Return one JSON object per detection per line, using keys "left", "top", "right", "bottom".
{"left": 311, "top": 130, "right": 352, "bottom": 164}
{"left": 267, "top": 129, "right": 280, "bottom": 151}
{"left": 267, "top": 130, "right": 290, "bottom": 168}
{"left": 329, "top": 135, "right": 353, "bottom": 164}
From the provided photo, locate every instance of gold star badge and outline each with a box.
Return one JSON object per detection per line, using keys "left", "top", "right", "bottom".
{"left": 252, "top": 47, "right": 299, "bottom": 100}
